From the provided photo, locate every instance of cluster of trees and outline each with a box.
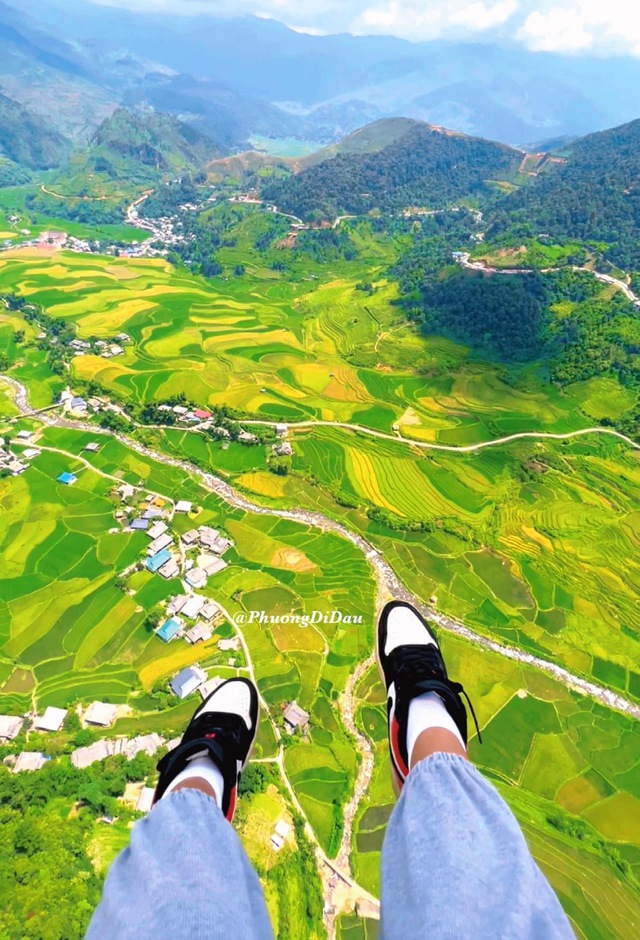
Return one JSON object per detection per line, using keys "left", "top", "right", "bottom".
{"left": 295, "top": 228, "right": 357, "bottom": 262}
{"left": 25, "top": 191, "right": 125, "bottom": 226}
{"left": 0, "top": 751, "right": 156, "bottom": 937}
{"left": 418, "top": 270, "right": 550, "bottom": 362}
{"left": 487, "top": 119, "right": 640, "bottom": 269}
{"left": 262, "top": 125, "right": 520, "bottom": 220}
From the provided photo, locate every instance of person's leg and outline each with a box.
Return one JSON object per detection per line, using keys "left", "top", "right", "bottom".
{"left": 376, "top": 602, "right": 574, "bottom": 940}
{"left": 87, "top": 678, "right": 274, "bottom": 940}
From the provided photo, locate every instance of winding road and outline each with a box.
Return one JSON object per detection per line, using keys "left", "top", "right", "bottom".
{"left": 3, "top": 375, "right": 640, "bottom": 933}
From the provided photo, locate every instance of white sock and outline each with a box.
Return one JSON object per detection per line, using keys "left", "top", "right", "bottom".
{"left": 406, "top": 691, "right": 466, "bottom": 766}
{"left": 163, "top": 754, "right": 224, "bottom": 805}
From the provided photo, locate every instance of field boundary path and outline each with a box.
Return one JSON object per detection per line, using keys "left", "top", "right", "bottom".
{"left": 4, "top": 376, "right": 640, "bottom": 935}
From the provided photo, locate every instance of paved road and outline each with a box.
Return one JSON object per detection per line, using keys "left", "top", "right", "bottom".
{"left": 245, "top": 418, "right": 640, "bottom": 454}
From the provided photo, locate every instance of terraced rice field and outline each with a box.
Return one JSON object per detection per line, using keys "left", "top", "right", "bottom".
{"left": 1, "top": 244, "right": 639, "bottom": 937}
{"left": 0, "top": 249, "right": 628, "bottom": 443}
{"left": 352, "top": 636, "right": 640, "bottom": 940}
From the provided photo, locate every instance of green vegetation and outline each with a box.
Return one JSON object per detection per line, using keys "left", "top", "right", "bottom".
{"left": 262, "top": 123, "right": 521, "bottom": 220}
{"left": 488, "top": 117, "right": 640, "bottom": 269}
{"left": 0, "top": 93, "right": 70, "bottom": 170}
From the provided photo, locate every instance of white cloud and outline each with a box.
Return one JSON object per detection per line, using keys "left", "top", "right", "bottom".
{"left": 82, "top": 0, "right": 640, "bottom": 55}
{"left": 453, "top": 1, "right": 518, "bottom": 32}
{"left": 517, "top": 2, "right": 640, "bottom": 54}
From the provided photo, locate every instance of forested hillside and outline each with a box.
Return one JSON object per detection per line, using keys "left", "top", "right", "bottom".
{"left": 89, "top": 109, "right": 222, "bottom": 176}
{"left": 0, "top": 92, "right": 69, "bottom": 168}
{"left": 488, "top": 119, "right": 640, "bottom": 268}
{"left": 262, "top": 122, "right": 521, "bottom": 220}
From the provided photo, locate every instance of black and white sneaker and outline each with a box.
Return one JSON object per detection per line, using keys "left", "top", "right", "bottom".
{"left": 154, "top": 677, "right": 259, "bottom": 821}
{"left": 377, "top": 600, "right": 480, "bottom": 789}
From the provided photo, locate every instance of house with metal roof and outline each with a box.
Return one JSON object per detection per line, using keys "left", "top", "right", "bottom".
{"left": 57, "top": 472, "right": 77, "bottom": 485}
{"left": 33, "top": 706, "right": 67, "bottom": 732}
{"left": 145, "top": 548, "right": 172, "bottom": 572}
{"left": 0, "top": 715, "right": 24, "bottom": 740}
{"left": 170, "top": 665, "right": 207, "bottom": 699}
{"left": 157, "top": 617, "right": 183, "bottom": 642}
{"left": 131, "top": 518, "right": 150, "bottom": 531}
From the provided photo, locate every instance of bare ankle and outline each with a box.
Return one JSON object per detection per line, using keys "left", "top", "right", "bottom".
{"left": 409, "top": 727, "right": 468, "bottom": 770}
{"left": 172, "top": 776, "right": 217, "bottom": 801}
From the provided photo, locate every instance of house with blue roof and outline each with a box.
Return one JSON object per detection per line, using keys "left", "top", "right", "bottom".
{"left": 57, "top": 472, "right": 77, "bottom": 485}
{"left": 145, "top": 548, "right": 172, "bottom": 573}
{"left": 157, "top": 618, "right": 183, "bottom": 643}
{"left": 130, "top": 518, "right": 149, "bottom": 531}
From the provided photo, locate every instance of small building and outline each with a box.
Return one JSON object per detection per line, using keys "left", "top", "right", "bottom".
{"left": 270, "top": 834, "right": 285, "bottom": 852}
{"left": 147, "top": 533, "right": 173, "bottom": 556}
{"left": 199, "top": 677, "right": 223, "bottom": 699}
{"left": 173, "top": 406, "right": 189, "bottom": 416}
{"left": 84, "top": 442, "right": 100, "bottom": 452}
{"left": 131, "top": 518, "right": 150, "bottom": 532}
{"left": 119, "top": 483, "right": 135, "bottom": 500}
{"left": 283, "top": 701, "right": 310, "bottom": 734}
{"left": 84, "top": 701, "right": 118, "bottom": 727}
{"left": 218, "top": 636, "right": 241, "bottom": 652}
{"left": 33, "top": 706, "right": 67, "bottom": 732}
{"left": 274, "top": 441, "right": 293, "bottom": 457}
{"left": 275, "top": 423, "right": 288, "bottom": 437}
{"left": 142, "top": 507, "right": 163, "bottom": 520}
{"left": 8, "top": 460, "right": 27, "bottom": 475}
{"left": 210, "top": 537, "right": 231, "bottom": 556}
{"left": 13, "top": 752, "right": 50, "bottom": 773}
{"left": 200, "top": 601, "right": 221, "bottom": 622}
{"left": 166, "top": 595, "right": 188, "bottom": 616}
{"left": 16, "top": 430, "right": 34, "bottom": 441}
{"left": 237, "top": 430, "right": 257, "bottom": 444}
{"left": 175, "top": 500, "right": 193, "bottom": 514}
{"left": 136, "top": 787, "right": 155, "bottom": 814}
{"left": 70, "top": 397, "right": 87, "bottom": 411}
{"left": 185, "top": 623, "right": 213, "bottom": 644}
{"left": 170, "top": 665, "right": 207, "bottom": 700}
{"left": 147, "top": 521, "right": 169, "bottom": 540}
{"left": 181, "top": 529, "right": 199, "bottom": 546}
{"left": 0, "top": 715, "right": 24, "bottom": 740}
{"left": 274, "top": 819, "right": 291, "bottom": 840}
{"left": 198, "top": 526, "right": 220, "bottom": 549}
{"left": 22, "top": 448, "right": 41, "bottom": 459}
{"left": 186, "top": 568, "right": 207, "bottom": 589}
{"left": 181, "top": 595, "right": 206, "bottom": 620}
{"left": 194, "top": 409, "right": 212, "bottom": 420}
{"left": 57, "top": 472, "right": 77, "bottom": 486}
{"left": 205, "top": 557, "right": 227, "bottom": 577}
{"left": 157, "top": 617, "right": 183, "bottom": 643}
{"left": 158, "top": 559, "right": 180, "bottom": 579}
{"left": 145, "top": 548, "right": 172, "bottom": 572}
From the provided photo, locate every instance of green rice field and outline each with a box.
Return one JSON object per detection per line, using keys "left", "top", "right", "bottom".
{"left": 1, "top": 236, "right": 639, "bottom": 938}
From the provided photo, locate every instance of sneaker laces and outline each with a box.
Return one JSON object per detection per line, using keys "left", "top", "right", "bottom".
{"left": 394, "top": 645, "right": 482, "bottom": 744}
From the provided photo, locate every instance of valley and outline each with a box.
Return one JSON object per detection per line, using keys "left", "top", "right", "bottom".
{"left": 0, "top": 8, "right": 639, "bottom": 932}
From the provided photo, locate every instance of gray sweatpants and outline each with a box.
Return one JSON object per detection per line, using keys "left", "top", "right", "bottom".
{"left": 86, "top": 752, "right": 574, "bottom": 939}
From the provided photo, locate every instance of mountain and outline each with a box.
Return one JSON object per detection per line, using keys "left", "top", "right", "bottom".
{"left": 488, "top": 118, "right": 640, "bottom": 268}
{"left": 14, "top": 1, "right": 640, "bottom": 147}
{"left": 67, "top": 109, "right": 224, "bottom": 185}
{"left": 0, "top": 1, "right": 116, "bottom": 142}
{"left": 0, "top": 91, "right": 69, "bottom": 168}
{"left": 261, "top": 119, "right": 521, "bottom": 219}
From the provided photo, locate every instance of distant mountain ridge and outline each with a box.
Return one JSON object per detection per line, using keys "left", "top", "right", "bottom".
{"left": 12, "top": 0, "right": 640, "bottom": 148}
{"left": 0, "top": 92, "right": 69, "bottom": 168}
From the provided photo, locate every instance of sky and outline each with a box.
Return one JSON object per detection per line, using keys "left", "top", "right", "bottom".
{"left": 85, "top": 0, "right": 640, "bottom": 56}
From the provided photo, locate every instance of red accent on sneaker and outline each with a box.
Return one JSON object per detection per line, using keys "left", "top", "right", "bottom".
{"left": 390, "top": 714, "right": 410, "bottom": 782}
{"left": 204, "top": 733, "right": 217, "bottom": 739}
{"left": 226, "top": 785, "right": 237, "bottom": 822}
